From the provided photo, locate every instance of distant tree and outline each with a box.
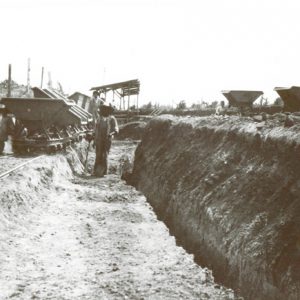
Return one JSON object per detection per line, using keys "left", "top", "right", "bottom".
{"left": 201, "top": 100, "right": 208, "bottom": 108}
{"left": 141, "top": 101, "right": 153, "bottom": 110}
{"left": 208, "top": 101, "right": 218, "bottom": 108}
{"left": 259, "top": 96, "right": 269, "bottom": 106}
{"left": 274, "top": 97, "right": 284, "bottom": 106}
{"left": 191, "top": 102, "right": 204, "bottom": 110}
{"left": 158, "top": 104, "right": 173, "bottom": 111}
{"left": 0, "top": 79, "right": 30, "bottom": 98}
{"left": 177, "top": 100, "right": 187, "bottom": 110}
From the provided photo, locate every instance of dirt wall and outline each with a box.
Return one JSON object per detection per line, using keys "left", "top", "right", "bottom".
{"left": 130, "top": 115, "right": 300, "bottom": 300}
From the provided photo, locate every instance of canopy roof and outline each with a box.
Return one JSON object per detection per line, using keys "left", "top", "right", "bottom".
{"left": 90, "top": 79, "right": 140, "bottom": 97}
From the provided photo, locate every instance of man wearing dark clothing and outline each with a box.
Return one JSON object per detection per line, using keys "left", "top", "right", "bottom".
{"left": 93, "top": 104, "right": 119, "bottom": 177}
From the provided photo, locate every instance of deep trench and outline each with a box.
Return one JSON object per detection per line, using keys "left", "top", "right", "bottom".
{"left": 128, "top": 115, "right": 300, "bottom": 300}
{"left": 0, "top": 142, "right": 237, "bottom": 299}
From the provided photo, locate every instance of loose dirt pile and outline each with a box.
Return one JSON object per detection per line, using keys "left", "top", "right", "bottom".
{"left": 131, "top": 115, "right": 300, "bottom": 300}
{"left": 0, "top": 140, "right": 234, "bottom": 299}
{"left": 117, "top": 121, "right": 147, "bottom": 141}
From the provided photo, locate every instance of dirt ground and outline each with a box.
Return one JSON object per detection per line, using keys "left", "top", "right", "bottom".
{"left": 0, "top": 139, "right": 235, "bottom": 300}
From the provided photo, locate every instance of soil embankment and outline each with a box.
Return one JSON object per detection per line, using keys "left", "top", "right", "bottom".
{"left": 117, "top": 121, "right": 147, "bottom": 141}
{"left": 0, "top": 140, "right": 234, "bottom": 299}
{"left": 131, "top": 115, "right": 300, "bottom": 300}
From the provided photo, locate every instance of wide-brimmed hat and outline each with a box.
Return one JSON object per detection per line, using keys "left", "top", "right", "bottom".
{"left": 92, "top": 90, "right": 100, "bottom": 96}
{"left": 97, "top": 103, "right": 114, "bottom": 114}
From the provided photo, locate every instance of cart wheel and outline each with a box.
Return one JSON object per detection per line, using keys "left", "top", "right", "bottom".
{"left": 0, "top": 141, "right": 4, "bottom": 154}
{"left": 13, "top": 145, "right": 23, "bottom": 154}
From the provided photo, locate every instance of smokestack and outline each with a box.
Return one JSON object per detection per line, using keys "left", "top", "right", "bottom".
{"left": 27, "top": 58, "right": 31, "bottom": 94}
{"left": 40, "top": 67, "right": 44, "bottom": 88}
{"left": 7, "top": 64, "right": 11, "bottom": 98}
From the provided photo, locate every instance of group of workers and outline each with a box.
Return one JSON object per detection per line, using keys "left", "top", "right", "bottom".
{"left": 87, "top": 91, "right": 119, "bottom": 178}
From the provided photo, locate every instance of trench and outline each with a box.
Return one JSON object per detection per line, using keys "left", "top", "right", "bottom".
{"left": 0, "top": 139, "right": 235, "bottom": 299}
{"left": 129, "top": 115, "right": 300, "bottom": 300}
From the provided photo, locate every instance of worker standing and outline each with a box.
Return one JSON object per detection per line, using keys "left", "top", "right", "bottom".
{"left": 215, "top": 101, "right": 226, "bottom": 116}
{"left": 93, "top": 104, "right": 119, "bottom": 177}
{"left": 88, "top": 91, "right": 100, "bottom": 124}
{"left": 0, "top": 108, "right": 13, "bottom": 154}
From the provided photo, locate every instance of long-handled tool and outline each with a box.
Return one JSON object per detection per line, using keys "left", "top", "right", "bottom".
{"left": 84, "top": 140, "right": 91, "bottom": 172}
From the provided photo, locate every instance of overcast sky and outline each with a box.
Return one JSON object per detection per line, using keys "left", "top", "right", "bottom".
{"left": 1, "top": 0, "right": 300, "bottom": 106}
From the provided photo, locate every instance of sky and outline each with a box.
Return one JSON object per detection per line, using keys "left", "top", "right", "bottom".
{"left": 1, "top": 0, "right": 300, "bottom": 106}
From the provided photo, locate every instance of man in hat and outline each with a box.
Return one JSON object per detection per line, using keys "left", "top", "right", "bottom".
{"left": 93, "top": 103, "right": 119, "bottom": 177}
{"left": 88, "top": 91, "right": 102, "bottom": 124}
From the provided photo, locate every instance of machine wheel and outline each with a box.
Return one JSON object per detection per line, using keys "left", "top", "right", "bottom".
{"left": 12, "top": 145, "right": 24, "bottom": 154}
{"left": 0, "top": 141, "right": 4, "bottom": 154}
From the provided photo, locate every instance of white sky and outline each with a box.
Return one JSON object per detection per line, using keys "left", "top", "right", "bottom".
{"left": 1, "top": 0, "right": 300, "bottom": 106}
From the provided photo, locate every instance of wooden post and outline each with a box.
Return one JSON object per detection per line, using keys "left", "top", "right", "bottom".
{"left": 137, "top": 94, "right": 139, "bottom": 115}
{"left": 112, "top": 90, "right": 115, "bottom": 107}
{"left": 48, "top": 71, "right": 52, "bottom": 88}
{"left": 27, "top": 58, "right": 31, "bottom": 94}
{"left": 7, "top": 64, "right": 11, "bottom": 97}
{"left": 128, "top": 94, "right": 130, "bottom": 110}
{"left": 40, "top": 67, "right": 44, "bottom": 88}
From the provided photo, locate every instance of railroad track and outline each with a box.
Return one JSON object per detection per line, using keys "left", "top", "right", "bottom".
{"left": 0, "top": 155, "right": 44, "bottom": 179}
{"left": 0, "top": 153, "right": 14, "bottom": 159}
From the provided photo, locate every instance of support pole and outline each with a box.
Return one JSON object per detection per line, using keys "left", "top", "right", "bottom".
{"left": 27, "top": 58, "right": 31, "bottom": 94}
{"left": 48, "top": 71, "right": 52, "bottom": 88}
{"left": 40, "top": 66, "right": 44, "bottom": 88}
{"left": 7, "top": 64, "right": 11, "bottom": 97}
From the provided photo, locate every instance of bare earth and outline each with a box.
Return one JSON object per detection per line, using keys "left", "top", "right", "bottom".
{"left": 0, "top": 140, "right": 234, "bottom": 300}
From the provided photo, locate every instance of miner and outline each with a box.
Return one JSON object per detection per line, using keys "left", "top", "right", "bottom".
{"left": 0, "top": 108, "right": 13, "bottom": 154}
{"left": 215, "top": 100, "right": 226, "bottom": 116}
{"left": 93, "top": 103, "right": 119, "bottom": 177}
{"left": 88, "top": 91, "right": 100, "bottom": 124}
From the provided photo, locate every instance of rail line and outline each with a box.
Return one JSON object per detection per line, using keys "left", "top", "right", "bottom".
{"left": 0, "top": 155, "right": 45, "bottom": 179}
{"left": 0, "top": 154, "right": 14, "bottom": 159}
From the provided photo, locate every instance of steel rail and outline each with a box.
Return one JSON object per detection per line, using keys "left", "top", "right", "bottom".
{"left": 0, "top": 155, "right": 45, "bottom": 179}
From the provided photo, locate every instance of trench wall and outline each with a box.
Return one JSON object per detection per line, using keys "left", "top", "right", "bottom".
{"left": 131, "top": 115, "right": 300, "bottom": 300}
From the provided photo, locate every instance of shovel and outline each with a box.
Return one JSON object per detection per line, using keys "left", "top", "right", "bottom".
{"left": 84, "top": 140, "right": 91, "bottom": 172}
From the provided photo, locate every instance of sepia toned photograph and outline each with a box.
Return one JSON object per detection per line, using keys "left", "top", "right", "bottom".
{"left": 0, "top": 0, "right": 299, "bottom": 299}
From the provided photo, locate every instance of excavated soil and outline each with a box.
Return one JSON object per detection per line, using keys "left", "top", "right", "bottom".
{"left": 117, "top": 122, "right": 147, "bottom": 141}
{"left": 0, "top": 139, "right": 235, "bottom": 300}
{"left": 131, "top": 115, "right": 300, "bottom": 300}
